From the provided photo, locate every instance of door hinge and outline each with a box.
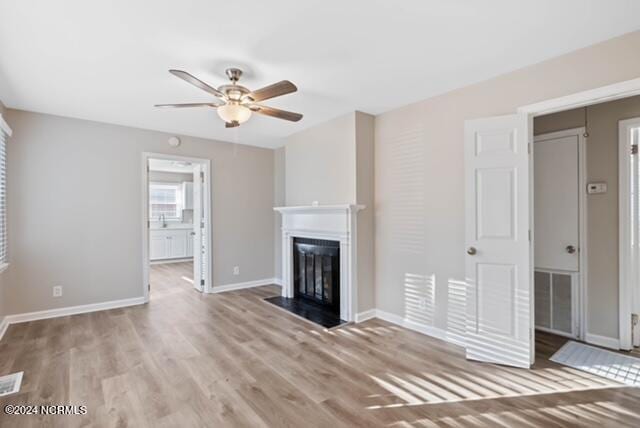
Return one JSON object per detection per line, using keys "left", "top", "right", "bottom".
{"left": 148, "top": 283, "right": 151, "bottom": 291}
{"left": 632, "top": 144, "right": 638, "bottom": 155}
{"left": 201, "top": 279, "right": 205, "bottom": 286}
{"left": 528, "top": 230, "right": 531, "bottom": 242}
{"left": 528, "top": 143, "right": 532, "bottom": 155}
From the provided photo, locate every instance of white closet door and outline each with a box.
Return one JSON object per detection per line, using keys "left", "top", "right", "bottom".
{"left": 534, "top": 135, "right": 579, "bottom": 271}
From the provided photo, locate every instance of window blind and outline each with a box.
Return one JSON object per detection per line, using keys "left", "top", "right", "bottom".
{"left": 0, "top": 128, "right": 6, "bottom": 265}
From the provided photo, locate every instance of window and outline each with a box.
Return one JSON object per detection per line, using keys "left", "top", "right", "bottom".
{"left": 149, "top": 182, "right": 183, "bottom": 220}
{"left": 0, "top": 117, "right": 8, "bottom": 269}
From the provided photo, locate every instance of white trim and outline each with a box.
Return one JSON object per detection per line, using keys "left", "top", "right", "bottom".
{"left": 272, "top": 277, "right": 283, "bottom": 286}
{"left": 0, "top": 297, "right": 146, "bottom": 341}
{"left": 0, "top": 262, "right": 8, "bottom": 274}
{"left": 619, "top": 117, "right": 640, "bottom": 350}
{"left": 355, "top": 309, "right": 376, "bottom": 323}
{"left": 149, "top": 257, "right": 193, "bottom": 265}
{"left": 519, "top": 77, "right": 640, "bottom": 116}
{"left": 211, "top": 278, "right": 280, "bottom": 294}
{"left": 374, "top": 309, "right": 451, "bottom": 343}
{"left": 0, "top": 113, "right": 12, "bottom": 137}
{"left": 142, "top": 152, "right": 213, "bottom": 298}
{"left": 516, "top": 77, "right": 640, "bottom": 365}
{"left": 585, "top": 333, "right": 620, "bottom": 350}
{"left": 533, "top": 127, "right": 588, "bottom": 341}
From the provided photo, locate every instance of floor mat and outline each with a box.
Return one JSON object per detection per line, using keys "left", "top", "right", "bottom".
{"left": 550, "top": 341, "right": 640, "bottom": 386}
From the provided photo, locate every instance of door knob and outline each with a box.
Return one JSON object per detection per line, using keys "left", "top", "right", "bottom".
{"left": 467, "top": 246, "right": 477, "bottom": 256}
{"left": 566, "top": 245, "right": 576, "bottom": 254}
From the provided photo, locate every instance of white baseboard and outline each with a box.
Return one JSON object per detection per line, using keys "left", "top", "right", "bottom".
{"left": 272, "top": 277, "right": 283, "bottom": 286}
{"left": 372, "top": 309, "right": 452, "bottom": 344}
{"left": 150, "top": 258, "right": 193, "bottom": 265}
{"left": 211, "top": 278, "right": 280, "bottom": 294}
{"left": 585, "top": 333, "right": 620, "bottom": 350}
{"left": 355, "top": 309, "right": 377, "bottom": 323}
{"left": 0, "top": 296, "right": 146, "bottom": 341}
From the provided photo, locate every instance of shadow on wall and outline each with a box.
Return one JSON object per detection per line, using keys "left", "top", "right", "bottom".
{"left": 447, "top": 278, "right": 467, "bottom": 339}
{"left": 390, "top": 129, "right": 425, "bottom": 254}
{"left": 403, "top": 273, "right": 435, "bottom": 326}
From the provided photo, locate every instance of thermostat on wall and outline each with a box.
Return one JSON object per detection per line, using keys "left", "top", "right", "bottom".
{"left": 587, "top": 182, "right": 607, "bottom": 194}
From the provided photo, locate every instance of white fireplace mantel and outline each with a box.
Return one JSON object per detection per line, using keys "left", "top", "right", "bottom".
{"left": 274, "top": 204, "right": 364, "bottom": 322}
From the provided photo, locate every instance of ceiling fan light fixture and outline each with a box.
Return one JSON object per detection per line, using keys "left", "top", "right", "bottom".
{"left": 217, "top": 102, "right": 251, "bottom": 125}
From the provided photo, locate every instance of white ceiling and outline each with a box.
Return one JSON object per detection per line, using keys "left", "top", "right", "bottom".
{"left": 1, "top": 1, "right": 639, "bottom": 149}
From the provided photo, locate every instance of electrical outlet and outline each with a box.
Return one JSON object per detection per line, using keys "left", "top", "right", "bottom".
{"left": 233, "top": 266, "right": 240, "bottom": 275}
{"left": 53, "top": 286, "right": 63, "bottom": 298}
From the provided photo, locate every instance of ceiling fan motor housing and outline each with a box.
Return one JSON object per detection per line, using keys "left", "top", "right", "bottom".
{"left": 225, "top": 68, "right": 243, "bottom": 83}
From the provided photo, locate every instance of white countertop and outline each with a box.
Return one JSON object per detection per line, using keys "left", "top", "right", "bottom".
{"left": 150, "top": 224, "right": 194, "bottom": 231}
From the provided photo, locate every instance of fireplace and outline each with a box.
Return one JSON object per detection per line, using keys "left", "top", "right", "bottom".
{"left": 293, "top": 238, "right": 340, "bottom": 314}
{"left": 272, "top": 204, "right": 365, "bottom": 324}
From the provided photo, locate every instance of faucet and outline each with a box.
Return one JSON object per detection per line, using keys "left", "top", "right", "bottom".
{"left": 159, "top": 214, "right": 167, "bottom": 228}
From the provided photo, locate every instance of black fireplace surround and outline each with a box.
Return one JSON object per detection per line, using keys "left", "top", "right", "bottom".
{"left": 293, "top": 237, "right": 340, "bottom": 313}
{"left": 264, "top": 237, "right": 345, "bottom": 328}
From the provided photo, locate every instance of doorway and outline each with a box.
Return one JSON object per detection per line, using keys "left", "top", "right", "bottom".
{"left": 141, "top": 153, "right": 212, "bottom": 301}
{"left": 464, "top": 78, "right": 640, "bottom": 368}
{"left": 619, "top": 117, "right": 640, "bottom": 349}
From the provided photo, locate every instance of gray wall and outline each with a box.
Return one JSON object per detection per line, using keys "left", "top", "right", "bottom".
{"left": 534, "top": 95, "right": 640, "bottom": 338}
{"left": 374, "top": 30, "right": 640, "bottom": 342}
{"left": 273, "top": 147, "right": 285, "bottom": 281}
{"left": 355, "top": 112, "right": 376, "bottom": 312}
{"left": 281, "top": 111, "right": 376, "bottom": 312}
{"left": 285, "top": 113, "right": 356, "bottom": 206}
{"left": 3, "top": 109, "right": 275, "bottom": 315}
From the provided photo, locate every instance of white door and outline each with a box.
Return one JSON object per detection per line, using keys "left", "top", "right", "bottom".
{"left": 464, "top": 113, "right": 533, "bottom": 368}
{"left": 192, "top": 164, "right": 204, "bottom": 292}
{"left": 534, "top": 134, "right": 579, "bottom": 271}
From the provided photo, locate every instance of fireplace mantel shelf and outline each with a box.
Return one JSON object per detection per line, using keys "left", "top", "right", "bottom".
{"left": 274, "top": 204, "right": 365, "bottom": 214}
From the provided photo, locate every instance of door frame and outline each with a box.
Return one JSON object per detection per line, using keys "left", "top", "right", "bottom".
{"left": 519, "top": 76, "right": 640, "bottom": 351}
{"left": 533, "top": 127, "right": 588, "bottom": 341}
{"left": 141, "top": 152, "right": 213, "bottom": 301}
{"left": 619, "top": 117, "right": 640, "bottom": 349}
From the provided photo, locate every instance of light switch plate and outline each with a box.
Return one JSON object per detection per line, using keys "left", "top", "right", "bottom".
{"left": 587, "top": 182, "right": 607, "bottom": 194}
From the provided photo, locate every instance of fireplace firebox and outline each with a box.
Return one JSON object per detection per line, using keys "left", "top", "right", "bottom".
{"left": 293, "top": 238, "right": 340, "bottom": 313}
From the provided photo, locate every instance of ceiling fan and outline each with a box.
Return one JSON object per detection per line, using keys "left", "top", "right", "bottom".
{"left": 155, "top": 68, "right": 303, "bottom": 128}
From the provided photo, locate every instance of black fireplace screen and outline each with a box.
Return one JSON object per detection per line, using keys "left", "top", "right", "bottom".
{"left": 293, "top": 238, "right": 340, "bottom": 313}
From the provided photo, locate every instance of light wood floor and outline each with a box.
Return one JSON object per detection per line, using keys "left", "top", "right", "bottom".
{"left": 1, "top": 262, "right": 639, "bottom": 427}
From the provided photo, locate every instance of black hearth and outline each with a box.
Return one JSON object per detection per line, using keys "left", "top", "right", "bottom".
{"left": 265, "top": 237, "right": 345, "bottom": 328}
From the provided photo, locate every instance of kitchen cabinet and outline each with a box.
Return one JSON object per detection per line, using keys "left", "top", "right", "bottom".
{"left": 149, "top": 228, "right": 194, "bottom": 261}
